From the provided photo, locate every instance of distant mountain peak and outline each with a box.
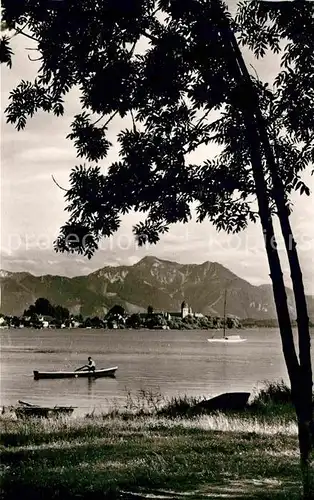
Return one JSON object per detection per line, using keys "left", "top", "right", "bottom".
{"left": 1, "top": 258, "right": 313, "bottom": 320}
{"left": 136, "top": 256, "right": 162, "bottom": 264}
{"left": 135, "top": 256, "right": 175, "bottom": 267}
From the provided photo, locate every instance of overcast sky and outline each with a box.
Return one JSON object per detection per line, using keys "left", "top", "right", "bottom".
{"left": 1, "top": 3, "right": 313, "bottom": 293}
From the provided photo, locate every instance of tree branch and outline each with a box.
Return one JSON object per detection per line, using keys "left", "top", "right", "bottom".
{"left": 130, "top": 109, "right": 137, "bottom": 132}
{"left": 15, "top": 27, "right": 39, "bottom": 43}
{"left": 141, "top": 30, "right": 159, "bottom": 44}
{"left": 193, "top": 108, "right": 211, "bottom": 131}
{"left": 52, "top": 175, "right": 68, "bottom": 192}
{"left": 101, "top": 110, "right": 119, "bottom": 129}
{"left": 250, "top": 63, "right": 260, "bottom": 82}
{"left": 183, "top": 133, "right": 221, "bottom": 155}
{"left": 92, "top": 113, "right": 107, "bottom": 126}
{"left": 5, "top": 22, "right": 28, "bottom": 40}
{"left": 28, "top": 54, "right": 42, "bottom": 61}
{"left": 96, "top": 37, "right": 138, "bottom": 129}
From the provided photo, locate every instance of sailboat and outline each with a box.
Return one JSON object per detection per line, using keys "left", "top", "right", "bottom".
{"left": 207, "top": 289, "right": 247, "bottom": 343}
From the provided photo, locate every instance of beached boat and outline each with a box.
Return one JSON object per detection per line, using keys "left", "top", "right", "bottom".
{"left": 195, "top": 392, "right": 251, "bottom": 412}
{"left": 15, "top": 400, "right": 75, "bottom": 418}
{"left": 33, "top": 366, "right": 118, "bottom": 380}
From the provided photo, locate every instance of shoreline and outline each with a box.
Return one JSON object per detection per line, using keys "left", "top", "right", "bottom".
{"left": 2, "top": 321, "right": 312, "bottom": 331}
{"left": 1, "top": 394, "right": 301, "bottom": 500}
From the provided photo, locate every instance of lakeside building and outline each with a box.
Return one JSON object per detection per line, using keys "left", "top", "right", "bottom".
{"left": 138, "top": 300, "right": 205, "bottom": 322}
{"left": 138, "top": 300, "right": 194, "bottom": 321}
{"left": 166, "top": 300, "right": 200, "bottom": 320}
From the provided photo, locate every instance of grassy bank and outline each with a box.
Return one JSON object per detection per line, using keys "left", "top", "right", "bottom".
{"left": 0, "top": 382, "right": 305, "bottom": 500}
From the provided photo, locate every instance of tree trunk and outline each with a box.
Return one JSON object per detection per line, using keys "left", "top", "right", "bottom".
{"left": 254, "top": 105, "right": 312, "bottom": 390}
{"left": 240, "top": 112, "right": 312, "bottom": 493}
{"left": 240, "top": 118, "right": 300, "bottom": 386}
{"left": 242, "top": 100, "right": 314, "bottom": 497}
{"left": 256, "top": 121, "right": 314, "bottom": 498}
{"left": 211, "top": 0, "right": 299, "bottom": 382}
{"left": 212, "top": 2, "right": 313, "bottom": 496}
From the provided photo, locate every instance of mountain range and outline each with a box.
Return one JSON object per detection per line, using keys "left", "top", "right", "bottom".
{"left": 1, "top": 256, "right": 313, "bottom": 320}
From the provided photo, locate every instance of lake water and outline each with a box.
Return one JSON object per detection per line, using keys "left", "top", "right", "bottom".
{"left": 1, "top": 328, "right": 313, "bottom": 415}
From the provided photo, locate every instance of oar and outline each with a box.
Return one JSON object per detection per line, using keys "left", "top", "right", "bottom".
{"left": 75, "top": 365, "right": 86, "bottom": 372}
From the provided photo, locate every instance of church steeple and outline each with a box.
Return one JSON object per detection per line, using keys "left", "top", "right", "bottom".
{"left": 181, "top": 300, "right": 189, "bottom": 318}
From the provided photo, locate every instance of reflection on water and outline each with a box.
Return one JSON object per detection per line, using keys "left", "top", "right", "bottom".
{"left": 87, "top": 377, "right": 96, "bottom": 396}
{"left": 1, "top": 327, "right": 313, "bottom": 415}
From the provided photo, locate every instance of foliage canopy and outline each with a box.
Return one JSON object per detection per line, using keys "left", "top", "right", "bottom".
{"left": 1, "top": 0, "right": 313, "bottom": 258}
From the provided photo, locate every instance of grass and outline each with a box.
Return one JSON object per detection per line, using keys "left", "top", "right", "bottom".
{"left": 103, "top": 381, "right": 297, "bottom": 421}
{"left": 0, "top": 380, "right": 307, "bottom": 500}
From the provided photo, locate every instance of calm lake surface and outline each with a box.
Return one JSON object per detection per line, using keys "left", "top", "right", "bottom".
{"left": 1, "top": 328, "right": 313, "bottom": 415}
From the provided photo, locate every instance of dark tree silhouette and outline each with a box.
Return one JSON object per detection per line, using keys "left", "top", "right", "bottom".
{"left": 54, "top": 305, "right": 70, "bottom": 322}
{"left": 10, "top": 316, "right": 21, "bottom": 328}
{"left": 23, "top": 305, "right": 36, "bottom": 317}
{"left": 73, "top": 313, "right": 84, "bottom": 323}
{"left": 106, "top": 305, "right": 126, "bottom": 319}
{"left": 1, "top": 0, "right": 313, "bottom": 493}
{"left": 33, "top": 298, "right": 55, "bottom": 317}
{"left": 147, "top": 305, "right": 154, "bottom": 315}
{"left": 126, "top": 313, "right": 142, "bottom": 329}
{"left": 90, "top": 316, "right": 104, "bottom": 328}
{"left": 84, "top": 317, "right": 92, "bottom": 328}
{"left": 24, "top": 298, "right": 70, "bottom": 321}
{"left": 236, "top": 2, "right": 314, "bottom": 493}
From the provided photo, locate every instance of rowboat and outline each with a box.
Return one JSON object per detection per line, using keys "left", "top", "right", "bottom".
{"left": 15, "top": 400, "right": 75, "bottom": 418}
{"left": 33, "top": 366, "right": 118, "bottom": 380}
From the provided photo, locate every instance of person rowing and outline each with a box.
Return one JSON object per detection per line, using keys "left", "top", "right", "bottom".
{"left": 75, "top": 356, "right": 96, "bottom": 372}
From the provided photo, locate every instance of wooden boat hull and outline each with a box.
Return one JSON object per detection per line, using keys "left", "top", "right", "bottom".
{"left": 15, "top": 407, "right": 74, "bottom": 418}
{"left": 15, "top": 400, "right": 75, "bottom": 418}
{"left": 33, "top": 366, "right": 118, "bottom": 380}
{"left": 195, "top": 392, "right": 251, "bottom": 412}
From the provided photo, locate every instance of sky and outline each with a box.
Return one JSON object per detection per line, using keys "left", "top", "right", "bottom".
{"left": 1, "top": 3, "right": 313, "bottom": 293}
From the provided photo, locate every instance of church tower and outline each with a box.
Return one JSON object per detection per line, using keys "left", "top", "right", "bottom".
{"left": 181, "top": 300, "right": 189, "bottom": 319}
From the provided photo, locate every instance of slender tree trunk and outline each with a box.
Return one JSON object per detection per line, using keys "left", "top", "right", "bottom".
{"left": 210, "top": 0, "right": 299, "bottom": 382}
{"left": 241, "top": 121, "right": 300, "bottom": 386}
{"left": 256, "top": 125, "right": 314, "bottom": 497}
{"left": 214, "top": 3, "right": 314, "bottom": 495}
{"left": 239, "top": 96, "right": 313, "bottom": 493}
{"left": 255, "top": 110, "right": 312, "bottom": 394}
